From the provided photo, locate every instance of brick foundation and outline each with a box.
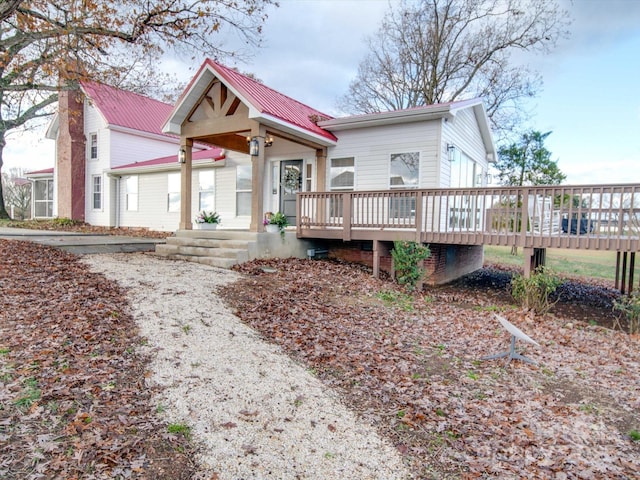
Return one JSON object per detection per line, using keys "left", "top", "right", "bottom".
{"left": 325, "top": 240, "right": 483, "bottom": 285}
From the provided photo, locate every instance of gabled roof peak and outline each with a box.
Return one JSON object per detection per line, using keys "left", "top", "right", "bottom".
{"left": 164, "top": 59, "right": 338, "bottom": 145}
{"left": 80, "top": 81, "right": 174, "bottom": 137}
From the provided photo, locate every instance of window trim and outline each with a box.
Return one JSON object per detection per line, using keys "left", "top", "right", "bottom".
{"left": 198, "top": 169, "right": 215, "bottom": 212}
{"left": 125, "top": 175, "right": 138, "bottom": 212}
{"left": 329, "top": 156, "right": 355, "bottom": 192}
{"left": 91, "top": 174, "right": 102, "bottom": 210}
{"left": 167, "top": 172, "right": 180, "bottom": 213}
{"left": 389, "top": 151, "right": 420, "bottom": 189}
{"left": 89, "top": 132, "right": 98, "bottom": 160}
{"left": 33, "top": 178, "right": 54, "bottom": 218}
{"left": 235, "top": 164, "right": 252, "bottom": 217}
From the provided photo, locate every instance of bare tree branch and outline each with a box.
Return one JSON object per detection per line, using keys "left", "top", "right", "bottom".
{"left": 0, "top": 0, "right": 22, "bottom": 22}
{"left": 0, "top": 0, "right": 278, "bottom": 218}
{"left": 339, "top": 0, "right": 570, "bottom": 137}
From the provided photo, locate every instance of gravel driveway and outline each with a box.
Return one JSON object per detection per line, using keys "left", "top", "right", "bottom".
{"left": 82, "top": 253, "right": 411, "bottom": 480}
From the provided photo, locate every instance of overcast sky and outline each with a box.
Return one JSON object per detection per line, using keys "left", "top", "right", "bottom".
{"left": 7, "top": 0, "right": 640, "bottom": 185}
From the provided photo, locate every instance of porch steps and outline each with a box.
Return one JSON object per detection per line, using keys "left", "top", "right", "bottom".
{"left": 154, "top": 230, "right": 257, "bottom": 269}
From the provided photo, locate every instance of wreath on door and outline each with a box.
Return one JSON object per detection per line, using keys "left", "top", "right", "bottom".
{"left": 283, "top": 167, "right": 301, "bottom": 192}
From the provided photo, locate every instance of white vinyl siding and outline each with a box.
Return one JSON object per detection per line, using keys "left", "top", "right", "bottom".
{"left": 83, "top": 101, "right": 111, "bottom": 226}
{"left": 325, "top": 121, "right": 440, "bottom": 191}
{"left": 167, "top": 173, "right": 180, "bottom": 212}
{"left": 110, "top": 130, "right": 178, "bottom": 168}
{"left": 441, "top": 108, "right": 489, "bottom": 188}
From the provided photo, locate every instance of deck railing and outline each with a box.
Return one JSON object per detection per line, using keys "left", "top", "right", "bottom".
{"left": 297, "top": 184, "right": 640, "bottom": 251}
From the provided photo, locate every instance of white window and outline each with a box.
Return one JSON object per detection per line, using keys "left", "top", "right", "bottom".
{"left": 198, "top": 170, "right": 215, "bottom": 212}
{"left": 236, "top": 164, "right": 252, "bottom": 216}
{"left": 390, "top": 152, "right": 419, "bottom": 188}
{"left": 33, "top": 179, "right": 54, "bottom": 217}
{"left": 448, "top": 152, "right": 479, "bottom": 230}
{"left": 450, "top": 152, "right": 477, "bottom": 188}
{"left": 305, "top": 163, "right": 313, "bottom": 191}
{"left": 167, "top": 173, "right": 180, "bottom": 212}
{"left": 125, "top": 176, "right": 138, "bottom": 211}
{"left": 92, "top": 175, "right": 102, "bottom": 210}
{"left": 329, "top": 157, "right": 354, "bottom": 191}
{"left": 90, "top": 133, "right": 98, "bottom": 160}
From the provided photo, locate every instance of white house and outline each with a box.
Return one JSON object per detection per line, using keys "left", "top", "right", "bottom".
{"left": 29, "top": 59, "right": 497, "bottom": 282}
{"left": 163, "top": 59, "right": 496, "bottom": 231}
{"left": 30, "top": 81, "right": 253, "bottom": 231}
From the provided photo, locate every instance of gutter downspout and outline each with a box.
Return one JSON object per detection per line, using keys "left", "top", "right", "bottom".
{"left": 115, "top": 176, "right": 121, "bottom": 228}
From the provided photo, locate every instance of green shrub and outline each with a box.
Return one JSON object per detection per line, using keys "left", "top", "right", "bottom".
{"left": 613, "top": 292, "right": 640, "bottom": 334}
{"left": 391, "top": 241, "right": 431, "bottom": 292}
{"left": 53, "top": 217, "right": 77, "bottom": 226}
{"left": 511, "top": 267, "right": 561, "bottom": 315}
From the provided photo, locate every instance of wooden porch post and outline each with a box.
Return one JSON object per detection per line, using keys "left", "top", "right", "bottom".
{"left": 315, "top": 148, "right": 327, "bottom": 226}
{"left": 523, "top": 247, "right": 546, "bottom": 278}
{"left": 315, "top": 148, "right": 327, "bottom": 191}
{"left": 179, "top": 138, "right": 193, "bottom": 230}
{"left": 373, "top": 240, "right": 392, "bottom": 279}
{"left": 250, "top": 124, "right": 266, "bottom": 232}
{"left": 523, "top": 248, "right": 534, "bottom": 278}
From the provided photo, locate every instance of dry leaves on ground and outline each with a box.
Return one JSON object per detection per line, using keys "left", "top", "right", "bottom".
{"left": 2, "top": 220, "right": 168, "bottom": 239}
{"left": 222, "top": 258, "right": 640, "bottom": 479}
{"left": 0, "top": 240, "right": 194, "bottom": 479}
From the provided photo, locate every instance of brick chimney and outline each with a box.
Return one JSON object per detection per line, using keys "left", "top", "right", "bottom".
{"left": 56, "top": 89, "right": 85, "bottom": 221}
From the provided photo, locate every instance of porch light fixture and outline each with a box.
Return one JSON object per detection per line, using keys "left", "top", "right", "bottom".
{"left": 246, "top": 135, "right": 274, "bottom": 156}
{"left": 248, "top": 137, "right": 259, "bottom": 156}
{"left": 446, "top": 144, "right": 456, "bottom": 162}
{"left": 178, "top": 147, "right": 186, "bottom": 164}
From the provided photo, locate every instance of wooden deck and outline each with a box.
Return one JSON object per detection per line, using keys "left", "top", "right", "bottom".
{"left": 297, "top": 185, "right": 640, "bottom": 291}
{"left": 297, "top": 184, "right": 640, "bottom": 252}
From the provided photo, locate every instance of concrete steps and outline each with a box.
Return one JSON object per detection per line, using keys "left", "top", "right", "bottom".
{"left": 154, "top": 230, "right": 257, "bottom": 268}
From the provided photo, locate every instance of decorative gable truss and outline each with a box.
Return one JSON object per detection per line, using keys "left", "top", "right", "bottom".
{"left": 182, "top": 80, "right": 253, "bottom": 154}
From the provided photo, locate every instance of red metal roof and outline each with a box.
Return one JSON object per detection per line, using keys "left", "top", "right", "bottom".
{"left": 112, "top": 148, "right": 225, "bottom": 170}
{"left": 201, "top": 59, "right": 337, "bottom": 142}
{"left": 80, "top": 81, "right": 174, "bottom": 136}
{"left": 25, "top": 168, "right": 54, "bottom": 175}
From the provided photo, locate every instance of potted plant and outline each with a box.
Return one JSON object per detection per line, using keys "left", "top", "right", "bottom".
{"left": 194, "top": 210, "right": 220, "bottom": 230}
{"left": 264, "top": 211, "right": 288, "bottom": 236}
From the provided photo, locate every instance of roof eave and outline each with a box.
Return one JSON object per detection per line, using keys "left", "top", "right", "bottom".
{"left": 108, "top": 158, "right": 226, "bottom": 176}
{"left": 258, "top": 112, "right": 337, "bottom": 146}
{"left": 25, "top": 172, "right": 54, "bottom": 179}
{"left": 470, "top": 103, "right": 497, "bottom": 163}
{"left": 109, "top": 124, "right": 179, "bottom": 144}
{"left": 319, "top": 106, "right": 453, "bottom": 131}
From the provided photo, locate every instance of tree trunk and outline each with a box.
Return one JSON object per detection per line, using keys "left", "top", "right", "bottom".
{"left": 0, "top": 134, "right": 11, "bottom": 220}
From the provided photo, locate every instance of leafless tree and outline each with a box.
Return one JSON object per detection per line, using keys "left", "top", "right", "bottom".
{"left": 340, "top": 0, "right": 570, "bottom": 136}
{"left": 1, "top": 167, "right": 31, "bottom": 220}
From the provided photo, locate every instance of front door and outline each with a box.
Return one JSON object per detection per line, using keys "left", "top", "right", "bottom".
{"left": 280, "top": 160, "right": 303, "bottom": 226}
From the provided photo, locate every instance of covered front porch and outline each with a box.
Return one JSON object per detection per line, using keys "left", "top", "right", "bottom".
{"left": 164, "top": 60, "right": 337, "bottom": 234}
